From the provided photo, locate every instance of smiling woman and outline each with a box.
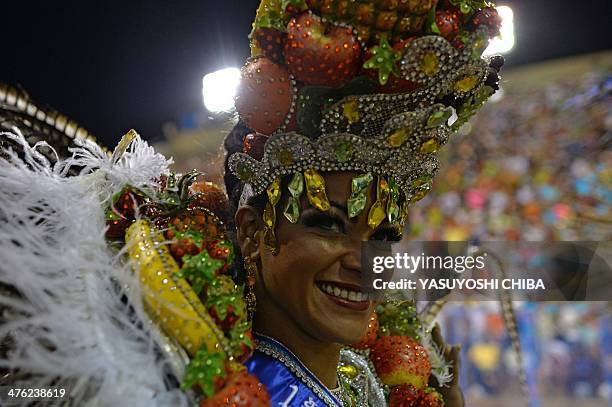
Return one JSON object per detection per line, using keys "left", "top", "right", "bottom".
{"left": 0, "top": 0, "right": 506, "bottom": 405}
{"left": 211, "top": 0, "right": 509, "bottom": 403}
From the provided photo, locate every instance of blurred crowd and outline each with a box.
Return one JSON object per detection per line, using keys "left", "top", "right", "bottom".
{"left": 409, "top": 72, "right": 611, "bottom": 242}
{"left": 439, "top": 302, "right": 611, "bottom": 405}
{"left": 417, "top": 71, "right": 611, "bottom": 405}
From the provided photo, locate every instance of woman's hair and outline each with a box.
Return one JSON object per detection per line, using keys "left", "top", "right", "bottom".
{"left": 223, "top": 121, "right": 267, "bottom": 284}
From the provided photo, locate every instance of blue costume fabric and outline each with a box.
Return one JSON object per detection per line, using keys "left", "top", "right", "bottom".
{"left": 244, "top": 333, "right": 342, "bottom": 407}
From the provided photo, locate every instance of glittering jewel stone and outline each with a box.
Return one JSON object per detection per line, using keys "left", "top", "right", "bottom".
{"left": 472, "top": 35, "right": 488, "bottom": 58}
{"left": 288, "top": 172, "right": 304, "bottom": 196}
{"left": 427, "top": 108, "right": 453, "bottom": 128}
{"left": 367, "top": 201, "right": 387, "bottom": 229}
{"left": 334, "top": 142, "right": 353, "bottom": 162}
{"left": 387, "top": 201, "right": 400, "bottom": 223}
{"left": 342, "top": 100, "right": 360, "bottom": 124}
{"left": 283, "top": 197, "right": 300, "bottom": 224}
{"left": 338, "top": 365, "right": 359, "bottom": 379}
{"left": 454, "top": 75, "right": 479, "bottom": 93}
{"left": 420, "top": 52, "right": 440, "bottom": 77}
{"left": 352, "top": 173, "right": 374, "bottom": 192}
{"left": 236, "top": 163, "right": 252, "bottom": 181}
{"left": 347, "top": 195, "right": 367, "bottom": 218}
{"left": 304, "top": 169, "right": 330, "bottom": 211}
{"left": 420, "top": 138, "right": 440, "bottom": 153}
{"left": 267, "top": 178, "right": 281, "bottom": 204}
{"left": 277, "top": 149, "right": 294, "bottom": 166}
{"left": 411, "top": 185, "right": 432, "bottom": 202}
{"left": 263, "top": 202, "right": 275, "bottom": 228}
{"left": 388, "top": 127, "right": 411, "bottom": 148}
{"left": 379, "top": 178, "right": 390, "bottom": 201}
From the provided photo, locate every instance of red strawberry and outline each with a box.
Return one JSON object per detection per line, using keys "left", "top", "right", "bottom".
{"left": 252, "top": 27, "right": 286, "bottom": 64}
{"left": 201, "top": 372, "right": 269, "bottom": 407}
{"left": 423, "top": 389, "right": 445, "bottom": 407}
{"left": 371, "top": 335, "right": 431, "bottom": 388}
{"left": 208, "top": 304, "right": 240, "bottom": 332}
{"left": 471, "top": 6, "right": 502, "bottom": 38}
{"left": 105, "top": 187, "right": 145, "bottom": 239}
{"left": 166, "top": 208, "right": 220, "bottom": 261}
{"left": 351, "top": 311, "right": 379, "bottom": 349}
{"left": 435, "top": 10, "right": 460, "bottom": 40}
{"left": 235, "top": 57, "right": 293, "bottom": 135}
{"left": 389, "top": 384, "right": 421, "bottom": 407}
{"left": 284, "top": 12, "right": 361, "bottom": 87}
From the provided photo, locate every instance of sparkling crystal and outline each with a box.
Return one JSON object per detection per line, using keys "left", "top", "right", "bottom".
{"left": 304, "top": 169, "right": 330, "bottom": 211}
{"left": 427, "top": 108, "right": 452, "bottom": 128}
{"left": 454, "top": 75, "right": 479, "bottom": 92}
{"left": 236, "top": 163, "right": 252, "bottom": 181}
{"left": 283, "top": 197, "right": 300, "bottom": 224}
{"left": 387, "top": 201, "right": 400, "bottom": 223}
{"left": 263, "top": 202, "right": 275, "bottom": 228}
{"left": 387, "top": 127, "right": 410, "bottom": 147}
{"left": 420, "top": 138, "right": 440, "bottom": 153}
{"left": 288, "top": 172, "right": 304, "bottom": 197}
{"left": 277, "top": 149, "right": 294, "bottom": 166}
{"left": 267, "top": 178, "right": 281, "bottom": 204}
{"left": 352, "top": 173, "right": 374, "bottom": 193}
{"left": 343, "top": 100, "right": 360, "bottom": 123}
{"left": 334, "top": 142, "right": 353, "bottom": 162}
{"left": 367, "top": 201, "right": 386, "bottom": 229}
{"left": 347, "top": 195, "right": 366, "bottom": 218}
{"left": 420, "top": 52, "right": 439, "bottom": 77}
{"left": 338, "top": 364, "right": 359, "bottom": 379}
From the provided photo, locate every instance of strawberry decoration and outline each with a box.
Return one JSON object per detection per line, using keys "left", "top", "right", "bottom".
{"left": 371, "top": 335, "right": 431, "bottom": 388}
{"left": 434, "top": 10, "right": 460, "bottom": 40}
{"left": 389, "top": 385, "right": 445, "bottom": 407}
{"left": 235, "top": 57, "right": 293, "bottom": 135}
{"left": 389, "top": 384, "right": 421, "bottom": 407}
{"left": 471, "top": 6, "right": 502, "bottom": 38}
{"left": 351, "top": 311, "right": 379, "bottom": 349}
{"left": 252, "top": 27, "right": 286, "bottom": 64}
{"left": 105, "top": 186, "right": 146, "bottom": 239}
{"left": 423, "top": 389, "right": 445, "bottom": 407}
{"left": 284, "top": 12, "right": 361, "bottom": 87}
{"left": 201, "top": 371, "right": 270, "bottom": 407}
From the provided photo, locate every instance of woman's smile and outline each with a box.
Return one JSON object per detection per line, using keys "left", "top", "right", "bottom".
{"left": 315, "top": 280, "right": 373, "bottom": 311}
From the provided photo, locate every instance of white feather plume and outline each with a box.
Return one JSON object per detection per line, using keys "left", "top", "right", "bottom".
{"left": 0, "top": 129, "right": 188, "bottom": 406}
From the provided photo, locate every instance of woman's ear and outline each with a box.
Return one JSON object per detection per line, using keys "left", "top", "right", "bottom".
{"left": 235, "top": 206, "right": 261, "bottom": 259}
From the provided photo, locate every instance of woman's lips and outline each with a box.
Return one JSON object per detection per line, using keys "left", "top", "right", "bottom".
{"left": 316, "top": 281, "right": 371, "bottom": 311}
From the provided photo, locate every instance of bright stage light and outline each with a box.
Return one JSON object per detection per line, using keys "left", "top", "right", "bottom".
{"left": 202, "top": 67, "right": 241, "bottom": 112}
{"left": 483, "top": 6, "right": 515, "bottom": 56}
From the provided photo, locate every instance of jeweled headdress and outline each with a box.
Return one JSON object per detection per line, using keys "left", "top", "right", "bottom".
{"left": 229, "top": 0, "right": 503, "bottom": 244}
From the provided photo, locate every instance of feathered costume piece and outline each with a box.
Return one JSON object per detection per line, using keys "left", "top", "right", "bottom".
{"left": 0, "top": 129, "right": 189, "bottom": 406}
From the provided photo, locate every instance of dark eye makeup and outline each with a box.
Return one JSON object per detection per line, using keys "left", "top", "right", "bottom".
{"left": 300, "top": 209, "right": 347, "bottom": 234}
{"left": 370, "top": 225, "right": 403, "bottom": 242}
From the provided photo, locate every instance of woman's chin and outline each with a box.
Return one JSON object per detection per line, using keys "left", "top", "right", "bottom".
{"left": 310, "top": 286, "right": 373, "bottom": 344}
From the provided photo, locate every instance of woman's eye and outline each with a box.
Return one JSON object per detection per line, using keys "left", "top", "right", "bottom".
{"left": 370, "top": 227, "right": 402, "bottom": 242}
{"left": 301, "top": 213, "right": 346, "bottom": 234}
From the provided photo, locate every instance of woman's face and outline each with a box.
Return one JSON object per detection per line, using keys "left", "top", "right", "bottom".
{"left": 250, "top": 171, "right": 401, "bottom": 345}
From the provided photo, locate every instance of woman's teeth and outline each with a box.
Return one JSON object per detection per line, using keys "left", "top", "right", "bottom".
{"left": 319, "top": 283, "right": 371, "bottom": 302}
